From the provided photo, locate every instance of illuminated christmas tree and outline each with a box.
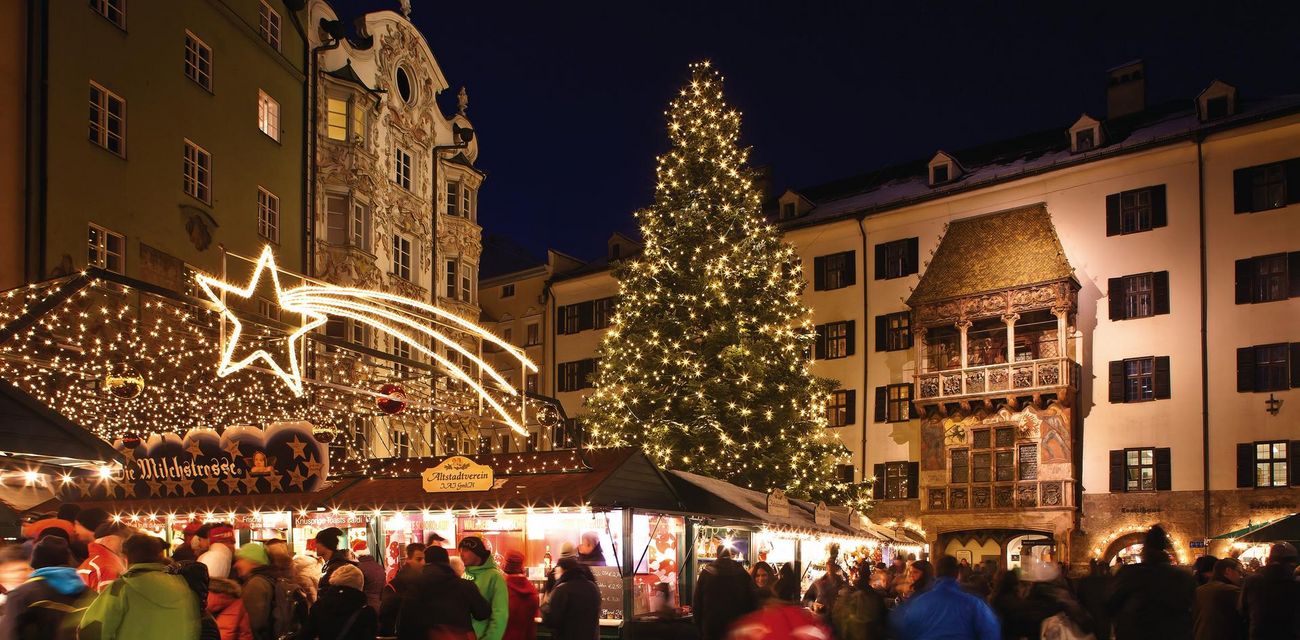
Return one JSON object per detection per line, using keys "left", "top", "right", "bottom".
{"left": 587, "top": 62, "right": 862, "bottom": 507}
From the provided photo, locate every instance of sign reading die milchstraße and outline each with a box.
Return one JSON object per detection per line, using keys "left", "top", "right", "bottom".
{"left": 422, "top": 456, "right": 495, "bottom": 493}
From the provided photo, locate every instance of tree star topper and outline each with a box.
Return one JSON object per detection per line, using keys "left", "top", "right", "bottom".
{"left": 196, "top": 246, "right": 326, "bottom": 397}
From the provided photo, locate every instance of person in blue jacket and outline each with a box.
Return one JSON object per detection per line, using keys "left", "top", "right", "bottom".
{"left": 890, "top": 555, "right": 1000, "bottom": 640}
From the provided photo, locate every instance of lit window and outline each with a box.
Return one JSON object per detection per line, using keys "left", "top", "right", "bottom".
{"left": 462, "top": 185, "right": 473, "bottom": 219}
{"left": 390, "top": 428, "right": 411, "bottom": 458}
{"left": 87, "top": 224, "right": 124, "bottom": 274}
{"left": 525, "top": 373, "right": 538, "bottom": 394}
{"left": 1125, "top": 448, "right": 1155, "bottom": 492}
{"left": 183, "top": 140, "right": 212, "bottom": 204}
{"left": 88, "top": 82, "right": 125, "bottom": 157}
{"left": 184, "top": 31, "right": 213, "bottom": 91}
{"left": 886, "top": 383, "right": 911, "bottom": 423}
{"left": 257, "top": 187, "right": 279, "bottom": 243}
{"left": 445, "top": 260, "right": 458, "bottom": 299}
{"left": 883, "top": 462, "right": 908, "bottom": 499}
{"left": 882, "top": 311, "right": 911, "bottom": 352}
{"left": 824, "top": 322, "right": 849, "bottom": 359}
{"left": 446, "top": 181, "right": 460, "bottom": 216}
{"left": 392, "top": 235, "right": 412, "bottom": 281}
{"left": 394, "top": 147, "right": 412, "bottom": 190}
{"left": 593, "top": 297, "right": 616, "bottom": 329}
{"left": 461, "top": 265, "right": 472, "bottom": 302}
{"left": 526, "top": 323, "right": 539, "bottom": 346}
{"left": 326, "top": 97, "right": 348, "bottom": 141}
{"left": 325, "top": 194, "right": 370, "bottom": 251}
{"left": 1256, "top": 441, "right": 1289, "bottom": 487}
{"left": 257, "top": 90, "right": 280, "bottom": 141}
{"left": 258, "top": 1, "right": 281, "bottom": 51}
{"left": 1075, "top": 128, "right": 1095, "bottom": 152}
{"left": 826, "top": 390, "right": 853, "bottom": 427}
{"left": 90, "top": 0, "right": 126, "bottom": 28}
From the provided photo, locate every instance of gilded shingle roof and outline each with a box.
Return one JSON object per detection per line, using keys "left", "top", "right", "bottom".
{"left": 907, "top": 204, "right": 1073, "bottom": 306}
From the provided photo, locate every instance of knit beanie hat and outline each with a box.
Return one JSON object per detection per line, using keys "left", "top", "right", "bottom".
{"left": 331, "top": 563, "right": 364, "bottom": 590}
{"left": 503, "top": 550, "right": 525, "bottom": 575}
{"left": 31, "top": 536, "right": 71, "bottom": 569}
{"left": 458, "top": 536, "right": 490, "bottom": 560}
{"left": 209, "top": 525, "right": 236, "bottom": 546}
{"left": 314, "top": 527, "right": 343, "bottom": 552}
{"left": 75, "top": 508, "right": 110, "bottom": 533}
{"left": 235, "top": 542, "right": 269, "bottom": 566}
{"left": 425, "top": 545, "right": 450, "bottom": 567}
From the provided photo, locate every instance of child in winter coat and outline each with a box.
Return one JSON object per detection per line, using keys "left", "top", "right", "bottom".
{"left": 207, "top": 577, "right": 252, "bottom": 640}
{"left": 501, "top": 550, "right": 539, "bottom": 640}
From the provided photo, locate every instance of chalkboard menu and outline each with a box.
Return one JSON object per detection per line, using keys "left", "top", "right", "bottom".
{"left": 590, "top": 565, "right": 624, "bottom": 619}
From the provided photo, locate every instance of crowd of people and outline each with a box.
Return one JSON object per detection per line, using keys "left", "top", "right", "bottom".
{"left": 689, "top": 526, "right": 1300, "bottom": 640}
{"left": 2, "top": 508, "right": 1299, "bottom": 640}
{"left": 0, "top": 503, "right": 608, "bottom": 640}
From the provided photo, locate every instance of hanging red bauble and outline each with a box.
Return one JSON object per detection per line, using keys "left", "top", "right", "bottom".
{"left": 376, "top": 383, "right": 408, "bottom": 415}
{"left": 120, "top": 433, "right": 142, "bottom": 449}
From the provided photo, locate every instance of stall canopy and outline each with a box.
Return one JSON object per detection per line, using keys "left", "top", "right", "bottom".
{"left": 1232, "top": 513, "right": 1300, "bottom": 544}
{"left": 667, "top": 469, "right": 876, "bottom": 539}
{"left": 1210, "top": 516, "right": 1290, "bottom": 541}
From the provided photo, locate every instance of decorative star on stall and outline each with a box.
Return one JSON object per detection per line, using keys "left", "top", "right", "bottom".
{"left": 303, "top": 456, "right": 322, "bottom": 478}
{"left": 202, "top": 476, "right": 222, "bottom": 493}
{"left": 287, "top": 467, "right": 307, "bottom": 490}
{"left": 146, "top": 480, "right": 162, "bottom": 497}
{"left": 223, "top": 440, "right": 243, "bottom": 458}
{"left": 162, "top": 479, "right": 183, "bottom": 496}
{"left": 241, "top": 476, "right": 261, "bottom": 493}
{"left": 185, "top": 440, "right": 205, "bottom": 459}
{"left": 222, "top": 477, "right": 242, "bottom": 493}
{"left": 119, "top": 480, "right": 136, "bottom": 498}
{"left": 195, "top": 246, "right": 328, "bottom": 397}
{"left": 285, "top": 437, "right": 309, "bottom": 460}
{"left": 183, "top": 479, "right": 199, "bottom": 496}
{"left": 265, "top": 471, "right": 284, "bottom": 490}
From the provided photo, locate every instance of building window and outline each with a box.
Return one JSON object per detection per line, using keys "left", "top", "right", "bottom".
{"left": 444, "top": 261, "right": 460, "bottom": 299}
{"left": 1125, "top": 448, "right": 1155, "bottom": 492}
{"left": 552, "top": 419, "right": 583, "bottom": 450}
{"left": 461, "top": 265, "right": 473, "bottom": 302}
{"left": 502, "top": 327, "right": 513, "bottom": 344}
{"left": 87, "top": 224, "right": 124, "bottom": 274}
{"left": 395, "top": 66, "right": 413, "bottom": 103}
{"left": 462, "top": 185, "right": 474, "bottom": 220}
{"left": 391, "top": 340, "right": 412, "bottom": 377}
{"left": 184, "top": 31, "right": 213, "bottom": 91}
{"left": 883, "top": 462, "right": 909, "bottom": 499}
{"left": 1238, "top": 343, "right": 1293, "bottom": 393}
{"left": 390, "top": 428, "right": 411, "bottom": 458}
{"left": 446, "top": 181, "right": 460, "bottom": 216}
{"left": 325, "top": 194, "right": 371, "bottom": 251}
{"left": 826, "top": 389, "right": 854, "bottom": 427}
{"left": 257, "top": 90, "right": 280, "bottom": 141}
{"left": 593, "top": 297, "right": 616, "bottom": 329}
{"left": 350, "top": 320, "right": 368, "bottom": 347}
{"left": 183, "top": 140, "right": 212, "bottom": 204}
{"left": 525, "top": 373, "right": 538, "bottom": 394}
{"left": 90, "top": 0, "right": 126, "bottom": 28}
{"left": 817, "top": 321, "right": 852, "bottom": 360}
{"left": 258, "top": 1, "right": 281, "bottom": 50}
{"left": 1105, "top": 185, "right": 1168, "bottom": 236}
{"left": 326, "top": 97, "right": 348, "bottom": 141}
{"left": 257, "top": 187, "right": 279, "bottom": 243}
{"left": 876, "top": 383, "right": 910, "bottom": 423}
{"left": 501, "top": 284, "right": 515, "bottom": 298}
{"left": 558, "top": 359, "right": 597, "bottom": 392}
{"left": 526, "top": 323, "right": 540, "bottom": 346}
{"left": 876, "top": 311, "right": 912, "bottom": 352}
{"left": 875, "top": 238, "right": 918, "bottom": 280}
{"left": 1075, "top": 128, "right": 1095, "bottom": 152}
{"left": 1256, "top": 441, "right": 1289, "bottom": 487}
{"left": 392, "top": 235, "right": 412, "bottom": 281}
{"left": 394, "top": 147, "right": 412, "bottom": 190}
{"left": 1018, "top": 444, "right": 1039, "bottom": 481}
{"left": 813, "top": 251, "right": 854, "bottom": 291}
{"left": 1236, "top": 253, "right": 1295, "bottom": 305}
{"left": 1124, "top": 273, "right": 1152, "bottom": 319}
{"left": 1234, "top": 159, "right": 1300, "bottom": 214}
{"left": 781, "top": 203, "right": 796, "bottom": 220}
{"left": 931, "top": 164, "right": 949, "bottom": 184}
{"left": 88, "top": 82, "right": 125, "bottom": 157}
{"left": 1124, "top": 357, "right": 1154, "bottom": 402}
{"left": 951, "top": 449, "right": 969, "bottom": 483}
{"left": 257, "top": 298, "right": 281, "bottom": 322}
{"left": 331, "top": 416, "right": 369, "bottom": 461}
{"left": 561, "top": 305, "right": 581, "bottom": 334}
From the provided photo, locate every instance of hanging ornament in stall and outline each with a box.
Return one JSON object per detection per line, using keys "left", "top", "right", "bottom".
{"left": 312, "top": 425, "right": 337, "bottom": 444}
{"left": 535, "top": 403, "right": 562, "bottom": 428}
{"left": 376, "top": 383, "right": 408, "bottom": 415}
{"left": 102, "top": 364, "right": 145, "bottom": 400}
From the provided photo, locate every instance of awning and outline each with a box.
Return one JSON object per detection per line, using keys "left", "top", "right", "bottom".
{"left": 667, "top": 470, "right": 878, "bottom": 539}
{"left": 1210, "top": 515, "right": 1290, "bottom": 540}
{"left": 1234, "top": 513, "right": 1300, "bottom": 544}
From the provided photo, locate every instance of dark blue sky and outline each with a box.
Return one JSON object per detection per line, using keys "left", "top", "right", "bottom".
{"left": 333, "top": 1, "right": 1300, "bottom": 262}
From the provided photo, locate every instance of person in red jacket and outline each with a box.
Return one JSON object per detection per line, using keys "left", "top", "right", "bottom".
{"left": 78, "top": 522, "right": 132, "bottom": 592}
{"left": 502, "top": 550, "right": 539, "bottom": 640}
{"left": 208, "top": 576, "right": 254, "bottom": 640}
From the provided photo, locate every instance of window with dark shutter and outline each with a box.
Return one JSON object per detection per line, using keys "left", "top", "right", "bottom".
{"left": 1106, "top": 186, "right": 1167, "bottom": 235}
{"left": 1238, "top": 443, "right": 1257, "bottom": 488}
{"left": 1106, "top": 193, "right": 1122, "bottom": 236}
{"left": 1153, "top": 356, "right": 1171, "bottom": 399}
{"left": 1152, "top": 271, "right": 1170, "bottom": 315}
{"left": 1291, "top": 441, "right": 1300, "bottom": 487}
{"left": 1109, "top": 450, "right": 1125, "bottom": 492}
{"left": 1109, "top": 360, "right": 1125, "bottom": 403}
{"left": 874, "top": 387, "right": 887, "bottom": 423}
{"left": 1235, "top": 158, "right": 1300, "bottom": 213}
{"left": 577, "top": 301, "right": 595, "bottom": 332}
{"left": 877, "top": 239, "right": 918, "bottom": 279}
{"left": 814, "top": 324, "right": 827, "bottom": 360}
{"left": 877, "top": 312, "right": 912, "bottom": 351}
{"left": 906, "top": 462, "right": 919, "bottom": 499}
{"left": 1292, "top": 344, "right": 1300, "bottom": 389}
{"left": 1154, "top": 447, "right": 1172, "bottom": 491}
{"left": 1108, "top": 277, "right": 1126, "bottom": 320}
{"left": 813, "top": 256, "right": 826, "bottom": 291}
{"left": 1237, "top": 347, "right": 1256, "bottom": 392}
{"left": 827, "top": 389, "right": 854, "bottom": 427}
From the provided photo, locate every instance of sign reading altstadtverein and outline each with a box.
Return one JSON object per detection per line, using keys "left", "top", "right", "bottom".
{"left": 422, "top": 456, "right": 495, "bottom": 493}
{"left": 98, "top": 421, "right": 327, "bottom": 499}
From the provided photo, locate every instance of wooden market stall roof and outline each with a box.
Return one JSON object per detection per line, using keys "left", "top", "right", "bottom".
{"left": 667, "top": 469, "right": 878, "bottom": 539}
{"left": 0, "top": 379, "right": 121, "bottom": 466}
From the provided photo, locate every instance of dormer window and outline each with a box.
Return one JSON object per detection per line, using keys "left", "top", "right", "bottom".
{"left": 1069, "top": 115, "right": 1103, "bottom": 154}
{"left": 1197, "top": 80, "right": 1238, "bottom": 122}
{"left": 781, "top": 202, "right": 796, "bottom": 220}
{"left": 927, "top": 152, "right": 960, "bottom": 187}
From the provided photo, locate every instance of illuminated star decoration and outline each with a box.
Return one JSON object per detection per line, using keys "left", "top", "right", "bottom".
{"left": 285, "top": 436, "right": 309, "bottom": 460}
{"left": 196, "top": 246, "right": 328, "bottom": 397}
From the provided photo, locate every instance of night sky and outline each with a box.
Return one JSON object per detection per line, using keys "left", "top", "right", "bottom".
{"left": 332, "top": 1, "right": 1300, "bottom": 262}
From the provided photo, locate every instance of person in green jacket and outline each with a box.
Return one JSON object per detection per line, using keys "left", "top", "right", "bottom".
{"left": 458, "top": 536, "right": 508, "bottom": 640}
{"left": 78, "top": 533, "right": 201, "bottom": 640}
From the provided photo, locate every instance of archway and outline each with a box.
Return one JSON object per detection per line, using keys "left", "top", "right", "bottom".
{"left": 1103, "top": 532, "right": 1147, "bottom": 566}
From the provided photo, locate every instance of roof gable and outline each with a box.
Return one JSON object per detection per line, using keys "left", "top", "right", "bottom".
{"left": 907, "top": 204, "right": 1074, "bottom": 307}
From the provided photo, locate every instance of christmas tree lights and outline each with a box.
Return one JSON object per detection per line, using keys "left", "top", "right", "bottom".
{"left": 586, "top": 62, "right": 866, "bottom": 509}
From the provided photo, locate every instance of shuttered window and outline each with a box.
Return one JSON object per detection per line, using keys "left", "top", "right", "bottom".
{"left": 826, "top": 390, "right": 855, "bottom": 427}
{"left": 1109, "top": 447, "right": 1171, "bottom": 492}
{"left": 1108, "top": 272, "right": 1170, "bottom": 320}
{"left": 1105, "top": 185, "right": 1167, "bottom": 236}
{"left": 872, "top": 461, "right": 919, "bottom": 500}
{"left": 1235, "top": 252, "right": 1300, "bottom": 304}
{"left": 876, "top": 311, "right": 913, "bottom": 352}
{"left": 815, "top": 321, "right": 855, "bottom": 360}
{"left": 1108, "top": 356, "right": 1171, "bottom": 402}
{"left": 1233, "top": 158, "right": 1300, "bottom": 213}
{"left": 1238, "top": 441, "right": 1300, "bottom": 488}
{"left": 875, "top": 238, "right": 919, "bottom": 280}
{"left": 1237, "top": 343, "right": 1300, "bottom": 393}
{"left": 813, "top": 251, "right": 855, "bottom": 291}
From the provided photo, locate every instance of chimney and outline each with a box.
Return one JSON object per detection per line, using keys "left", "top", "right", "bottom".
{"left": 1106, "top": 60, "right": 1146, "bottom": 119}
{"left": 751, "top": 165, "right": 774, "bottom": 198}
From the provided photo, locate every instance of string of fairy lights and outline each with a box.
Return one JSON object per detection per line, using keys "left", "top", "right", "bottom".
{"left": 0, "top": 269, "right": 557, "bottom": 473}
{"left": 584, "top": 61, "right": 865, "bottom": 509}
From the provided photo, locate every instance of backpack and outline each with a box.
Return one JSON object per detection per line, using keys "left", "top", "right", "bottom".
{"left": 168, "top": 561, "right": 222, "bottom": 640}
{"left": 251, "top": 572, "right": 309, "bottom": 640}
